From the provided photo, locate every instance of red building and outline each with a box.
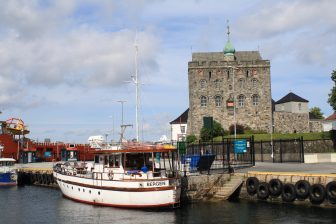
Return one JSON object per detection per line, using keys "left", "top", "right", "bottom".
{"left": 0, "top": 119, "right": 95, "bottom": 162}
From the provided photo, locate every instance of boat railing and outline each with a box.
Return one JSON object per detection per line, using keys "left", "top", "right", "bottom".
{"left": 53, "top": 162, "right": 177, "bottom": 181}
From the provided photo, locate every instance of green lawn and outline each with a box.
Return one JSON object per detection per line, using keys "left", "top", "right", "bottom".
{"left": 213, "top": 132, "right": 331, "bottom": 142}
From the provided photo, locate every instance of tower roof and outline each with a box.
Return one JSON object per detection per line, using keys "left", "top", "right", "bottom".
{"left": 275, "top": 92, "right": 309, "bottom": 104}
{"left": 223, "top": 22, "right": 235, "bottom": 55}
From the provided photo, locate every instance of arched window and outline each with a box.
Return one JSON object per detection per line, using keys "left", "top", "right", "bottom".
{"left": 252, "top": 94, "right": 259, "bottom": 106}
{"left": 246, "top": 70, "right": 250, "bottom": 78}
{"left": 227, "top": 70, "right": 230, "bottom": 79}
{"left": 238, "top": 78, "right": 244, "bottom": 88}
{"left": 238, "top": 95, "right": 245, "bottom": 107}
{"left": 214, "top": 79, "right": 221, "bottom": 88}
{"left": 200, "top": 79, "right": 206, "bottom": 89}
{"left": 200, "top": 96, "right": 207, "bottom": 107}
{"left": 252, "top": 78, "right": 258, "bottom": 88}
{"left": 215, "top": 95, "right": 222, "bottom": 107}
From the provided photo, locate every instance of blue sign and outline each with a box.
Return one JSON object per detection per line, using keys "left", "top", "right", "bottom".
{"left": 234, "top": 139, "right": 247, "bottom": 154}
{"left": 44, "top": 151, "right": 52, "bottom": 157}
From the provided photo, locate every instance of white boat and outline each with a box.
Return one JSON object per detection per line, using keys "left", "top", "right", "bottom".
{"left": 0, "top": 158, "right": 17, "bottom": 186}
{"left": 53, "top": 143, "right": 181, "bottom": 208}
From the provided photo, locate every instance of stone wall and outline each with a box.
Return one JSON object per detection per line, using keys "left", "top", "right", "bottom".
{"left": 187, "top": 51, "right": 272, "bottom": 137}
{"left": 309, "top": 120, "right": 323, "bottom": 132}
{"left": 273, "top": 111, "right": 309, "bottom": 133}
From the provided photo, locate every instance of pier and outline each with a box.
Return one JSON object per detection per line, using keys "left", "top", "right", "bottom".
{"left": 14, "top": 162, "right": 336, "bottom": 208}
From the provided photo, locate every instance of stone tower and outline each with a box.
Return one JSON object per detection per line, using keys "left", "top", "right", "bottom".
{"left": 187, "top": 26, "right": 272, "bottom": 136}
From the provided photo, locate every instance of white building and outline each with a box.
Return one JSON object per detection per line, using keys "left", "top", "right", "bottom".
{"left": 170, "top": 109, "right": 188, "bottom": 142}
{"left": 322, "top": 113, "right": 336, "bottom": 131}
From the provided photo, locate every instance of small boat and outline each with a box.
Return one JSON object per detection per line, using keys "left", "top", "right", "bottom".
{"left": 53, "top": 143, "right": 181, "bottom": 208}
{"left": 0, "top": 158, "right": 17, "bottom": 186}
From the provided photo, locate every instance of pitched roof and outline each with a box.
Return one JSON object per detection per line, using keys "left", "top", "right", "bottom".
{"left": 170, "top": 109, "right": 189, "bottom": 124}
{"left": 325, "top": 113, "right": 336, "bottom": 121}
{"left": 275, "top": 92, "right": 309, "bottom": 104}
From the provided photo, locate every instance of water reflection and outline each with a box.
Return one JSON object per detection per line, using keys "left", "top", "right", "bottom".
{"left": 1, "top": 186, "right": 336, "bottom": 224}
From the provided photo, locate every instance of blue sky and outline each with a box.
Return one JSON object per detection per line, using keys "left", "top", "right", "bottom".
{"left": 0, "top": 0, "right": 335, "bottom": 143}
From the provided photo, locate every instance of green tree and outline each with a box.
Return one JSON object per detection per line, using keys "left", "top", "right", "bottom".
{"left": 200, "top": 120, "right": 225, "bottom": 142}
{"left": 186, "top": 134, "right": 197, "bottom": 144}
{"left": 328, "top": 70, "right": 336, "bottom": 111}
{"left": 310, "top": 107, "right": 324, "bottom": 119}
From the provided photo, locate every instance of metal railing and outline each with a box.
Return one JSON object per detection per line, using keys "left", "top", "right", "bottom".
{"left": 179, "top": 137, "right": 255, "bottom": 174}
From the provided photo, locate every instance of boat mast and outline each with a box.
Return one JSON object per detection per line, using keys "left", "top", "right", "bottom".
{"left": 134, "top": 35, "right": 139, "bottom": 142}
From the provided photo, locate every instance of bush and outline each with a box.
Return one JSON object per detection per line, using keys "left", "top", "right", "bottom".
{"left": 229, "top": 124, "right": 245, "bottom": 135}
{"left": 200, "top": 120, "right": 226, "bottom": 142}
{"left": 186, "top": 135, "right": 197, "bottom": 144}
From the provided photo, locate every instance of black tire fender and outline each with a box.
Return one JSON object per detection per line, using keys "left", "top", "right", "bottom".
{"left": 326, "top": 181, "right": 336, "bottom": 204}
{"left": 309, "top": 184, "right": 326, "bottom": 205}
{"left": 282, "top": 183, "right": 296, "bottom": 202}
{"left": 295, "top": 180, "right": 310, "bottom": 200}
{"left": 268, "top": 179, "right": 283, "bottom": 197}
{"left": 246, "top": 177, "right": 259, "bottom": 196}
{"left": 257, "top": 182, "right": 270, "bottom": 200}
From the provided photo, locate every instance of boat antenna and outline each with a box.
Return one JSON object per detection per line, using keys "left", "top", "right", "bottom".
{"left": 132, "top": 32, "right": 140, "bottom": 142}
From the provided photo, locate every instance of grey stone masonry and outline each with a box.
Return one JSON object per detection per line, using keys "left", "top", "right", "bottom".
{"left": 187, "top": 51, "right": 272, "bottom": 136}
{"left": 273, "top": 111, "right": 309, "bottom": 133}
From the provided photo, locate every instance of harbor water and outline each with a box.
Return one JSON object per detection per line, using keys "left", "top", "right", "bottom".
{"left": 1, "top": 186, "right": 336, "bottom": 224}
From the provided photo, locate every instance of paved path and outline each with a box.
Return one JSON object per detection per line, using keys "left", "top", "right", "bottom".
{"left": 237, "top": 162, "right": 336, "bottom": 174}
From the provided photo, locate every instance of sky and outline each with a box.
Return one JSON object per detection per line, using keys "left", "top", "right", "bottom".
{"left": 0, "top": 0, "right": 335, "bottom": 143}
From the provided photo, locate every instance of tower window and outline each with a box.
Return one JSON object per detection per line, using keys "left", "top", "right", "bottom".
{"left": 238, "top": 95, "right": 245, "bottom": 107}
{"left": 214, "top": 79, "right": 220, "bottom": 88}
{"left": 200, "top": 79, "right": 206, "bottom": 89}
{"left": 252, "top": 95, "right": 259, "bottom": 106}
{"left": 227, "top": 70, "right": 230, "bottom": 79}
{"left": 209, "top": 71, "right": 212, "bottom": 80}
{"left": 215, "top": 95, "right": 222, "bottom": 107}
{"left": 246, "top": 70, "right": 250, "bottom": 77}
{"left": 238, "top": 78, "right": 244, "bottom": 88}
{"left": 252, "top": 78, "right": 258, "bottom": 88}
{"left": 200, "top": 96, "right": 207, "bottom": 107}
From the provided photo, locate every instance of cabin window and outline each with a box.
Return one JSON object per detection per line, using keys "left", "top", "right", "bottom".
{"left": 109, "top": 155, "right": 114, "bottom": 167}
{"left": 98, "top": 191, "right": 100, "bottom": 195}
{"left": 115, "top": 157, "right": 120, "bottom": 167}
{"left": 94, "top": 155, "right": 99, "bottom": 163}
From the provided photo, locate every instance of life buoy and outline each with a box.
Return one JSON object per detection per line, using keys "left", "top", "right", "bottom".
{"left": 309, "top": 184, "right": 326, "bottom": 205}
{"left": 246, "top": 177, "right": 259, "bottom": 196}
{"left": 295, "top": 180, "right": 310, "bottom": 200}
{"left": 257, "top": 182, "right": 270, "bottom": 200}
{"left": 281, "top": 183, "right": 296, "bottom": 202}
{"left": 268, "top": 179, "right": 282, "bottom": 197}
{"left": 108, "top": 170, "right": 114, "bottom": 180}
{"left": 326, "top": 181, "right": 336, "bottom": 204}
{"left": 10, "top": 173, "right": 17, "bottom": 181}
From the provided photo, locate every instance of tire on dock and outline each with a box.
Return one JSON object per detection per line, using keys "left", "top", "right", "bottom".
{"left": 295, "top": 180, "right": 310, "bottom": 200}
{"left": 281, "top": 183, "right": 296, "bottom": 203}
{"left": 257, "top": 182, "right": 270, "bottom": 200}
{"left": 268, "top": 179, "right": 283, "bottom": 198}
{"left": 309, "top": 184, "right": 326, "bottom": 205}
{"left": 246, "top": 177, "right": 259, "bottom": 196}
{"left": 326, "top": 181, "right": 336, "bottom": 204}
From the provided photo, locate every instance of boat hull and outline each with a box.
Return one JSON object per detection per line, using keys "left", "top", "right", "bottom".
{"left": 54, "top": 172, "right": 181, "bottom": 208}
{"left": 0, "top": 172, "right": 17, "bottom": 186}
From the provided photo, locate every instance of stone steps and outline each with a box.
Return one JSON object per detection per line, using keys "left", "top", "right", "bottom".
{"left": 213, "top": 175, "right": 243, "bottom": 200}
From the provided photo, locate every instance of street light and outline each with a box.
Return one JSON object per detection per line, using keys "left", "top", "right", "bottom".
{"left": 228, "top": 66, "right": 238, "bottom": 139}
